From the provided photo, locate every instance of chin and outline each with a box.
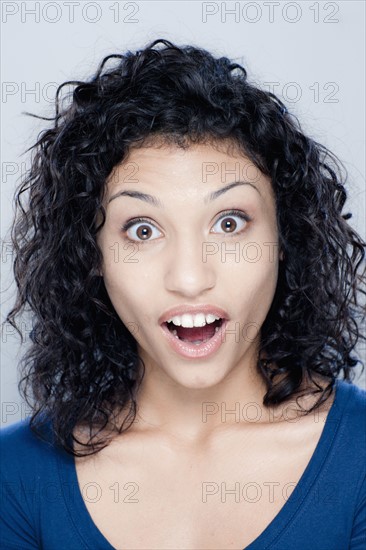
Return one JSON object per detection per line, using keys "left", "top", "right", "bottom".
{"left": 165, "top": 366, "right": 230, "bottom": 391}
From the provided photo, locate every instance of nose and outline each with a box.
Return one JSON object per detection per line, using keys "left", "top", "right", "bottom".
{"left": 164, "top": 237, "right": 216, "bottom": 298}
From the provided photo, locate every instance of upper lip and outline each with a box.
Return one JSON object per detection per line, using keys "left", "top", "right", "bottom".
{"left": 159, "top": 304, "right": 230, "bottom": 325}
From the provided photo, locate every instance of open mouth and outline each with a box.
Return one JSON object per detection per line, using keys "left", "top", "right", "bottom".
{"left": 163, "top": 318, "right": 224, "bottom": 345}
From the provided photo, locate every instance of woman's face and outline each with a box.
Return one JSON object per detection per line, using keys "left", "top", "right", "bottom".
{"left": 97, "top": 140, "right": 282, "bottom": 389}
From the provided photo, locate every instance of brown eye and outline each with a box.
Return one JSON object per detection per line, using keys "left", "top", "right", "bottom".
{"left": 136, "top": 225, "right": 152, "bottom": 240}
{"left": 221, "top": 217, "right": 237, "bottom": 233}
{"left": 122, "top": 218, "right": 162, "bottom": 243}
{"left": 211, "top": 210, "right": 250, "bottom": 236}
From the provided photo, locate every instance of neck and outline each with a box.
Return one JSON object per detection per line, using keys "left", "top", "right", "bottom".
{"left": 130, "top": 350, "right": 273, "bottom": 444}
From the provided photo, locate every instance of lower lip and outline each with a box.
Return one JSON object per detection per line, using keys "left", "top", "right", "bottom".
{"left": 160, "top": 320, "right": 229, "bottom": 359}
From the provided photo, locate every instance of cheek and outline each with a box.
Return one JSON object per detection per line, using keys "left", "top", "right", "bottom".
{"left": 235, "top": 262, "right": 277, "bottom": 296}
{"left": 225, "top": 246, "right": 279, "bottom": 310}
{"left": 102, "top": 257, "right": 155, "bottom": 326}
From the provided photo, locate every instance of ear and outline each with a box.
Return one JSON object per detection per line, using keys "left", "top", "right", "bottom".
{"left": 279, "top": 249, "right": 284, "bottom": 261}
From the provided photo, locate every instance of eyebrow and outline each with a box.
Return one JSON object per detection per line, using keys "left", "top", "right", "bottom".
{"left": 108, "top": 180, "right": 261, "bottom": 206}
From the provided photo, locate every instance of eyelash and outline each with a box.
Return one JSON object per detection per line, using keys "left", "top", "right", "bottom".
{"left": 121, "top": 209, "right": 252, "bottom": 245}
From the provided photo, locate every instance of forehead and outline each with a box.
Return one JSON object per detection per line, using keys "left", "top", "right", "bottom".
{"left": 115, "top": 137, "right": 250, "bottom": 168}
{"left": 106, "top": 138, "right": 271, "bottom": 200}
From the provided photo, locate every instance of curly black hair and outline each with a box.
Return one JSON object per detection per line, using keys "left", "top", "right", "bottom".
{"left": 2, "top": 38, "right": 365, "bottom": 457}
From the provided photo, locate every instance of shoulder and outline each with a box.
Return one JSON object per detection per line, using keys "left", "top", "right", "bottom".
{"left": 332, "top": 380, "right": 366, "bottom": 496}
{"left": 0, "top": 415, "right": 57, "bottom": 477}
{"left": 0, "top": 417, "right": 56, "bottom": 549}
{"left": 336, "top": 378, "right": 366, "bottom": 422}
{"left": 1, "top": 414, "right": 53, "bottom": 448}
{"left": 330, "top": 379, "right": 366, "bottom": 450}
{"left": 1, "top": 416, "right": 36, "bottom": 442}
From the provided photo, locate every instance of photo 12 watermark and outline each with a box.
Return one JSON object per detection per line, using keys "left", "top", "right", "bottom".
{"left": 201, "top": 480, "right": 340, "bottom": 504}
{"left": 1, "top": 479, "right": 140, "bottom": 504}
{"left": 201, "top": 397, "right": 329, "bottom": 424}
{"left": 261, "top": 81, "right": 340, "bottom": 104}
{"left": 1, "top": 1, "right": 140, "bottom": 24}
{"left": 201, "top": 2, "right": 340, "bottom": 24}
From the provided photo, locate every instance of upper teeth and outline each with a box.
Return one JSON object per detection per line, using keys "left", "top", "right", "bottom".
{"left": 166, "top": 313, "right": 221, "bottom": 328}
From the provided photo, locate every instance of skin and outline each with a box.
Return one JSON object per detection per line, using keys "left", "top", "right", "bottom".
{"left": 95, "top": 138, "right": 292, "bottom": 445}
{"left": 73, "top": 139, "right": 336, "bottom": 548}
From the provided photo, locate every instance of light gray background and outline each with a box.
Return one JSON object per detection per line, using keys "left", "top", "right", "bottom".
{"left": 1, "top": 1, "right": 365, "bottom": 427}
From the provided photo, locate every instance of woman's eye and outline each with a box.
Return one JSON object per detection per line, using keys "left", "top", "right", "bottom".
{"left": 211, "top": 210, "right": 250, "bottom": 236}
{"left": 122, "top": 218, "right": 162, "bottom": 242}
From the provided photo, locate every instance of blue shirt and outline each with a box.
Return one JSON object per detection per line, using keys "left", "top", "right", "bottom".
{"left": 1, "top": 378, "right": 365, "bottom": 550}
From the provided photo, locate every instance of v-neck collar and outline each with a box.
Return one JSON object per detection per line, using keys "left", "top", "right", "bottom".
{"left": 56, "top": 377, "right": 351, "bottom": 550}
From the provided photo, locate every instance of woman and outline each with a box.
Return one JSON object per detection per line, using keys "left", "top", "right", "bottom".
{"left": 1, "top": 38, "right": 365, "bottom": 550}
